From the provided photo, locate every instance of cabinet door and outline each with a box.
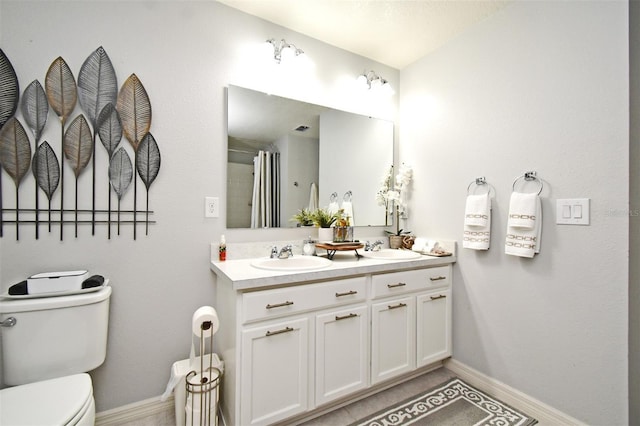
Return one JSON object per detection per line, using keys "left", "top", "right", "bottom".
{"left": 371, "top": 296, "right": 415, "bottom": 384}
{"left": 315, "top": 305, "right": 369, "bottom": 406}
{"left": 416, "top": 289, "right": 452, "bottom": 367}
{"left": 240, "top": 318, "right": 309, "bottom": 425}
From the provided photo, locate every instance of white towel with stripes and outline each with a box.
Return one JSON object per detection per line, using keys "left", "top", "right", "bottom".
{"left": 463, "top": 193, "right": 491, "bottom": 250}
{"left": 505, "top": 192, "right": 542, "bottom": 258}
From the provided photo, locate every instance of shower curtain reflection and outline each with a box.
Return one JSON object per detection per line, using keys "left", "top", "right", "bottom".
{"left": 251, "top": 150, "right": 281, "bottom": 228}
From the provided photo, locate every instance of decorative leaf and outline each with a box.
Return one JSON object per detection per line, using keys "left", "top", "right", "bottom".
{"left": 78, "top": 46, "right": 118, "bottom": 127}
{"left": 0, "top": 49, "right": 19, "bottom": 130}
{"left": 136, "top": 132, "right": 161, "bottom": 190}
{"left": 33, "top": 141, "right": 59, "bottom": 200}
{"left": 21, "top": 80, "right": 49, "bottom": 143}
{"left": 45, "top": 57, "right": 77, "bottom": 122}
{"left": 63, "top": 115, "right": 93, "bottom": 177}
{"left": 97, "top": 103, "right": 122, "bottom": 157}
{"left": 0, "top": 118, "right": 32, "bottom": 186}
{"left": 109, "top": 147, "right": 132, "bottom": 200}
{"left": 117, "top": 73, "right": 151, "bottom": 151}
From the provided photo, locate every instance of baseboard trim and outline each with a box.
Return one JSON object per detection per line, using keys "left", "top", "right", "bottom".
{"left": 444, "top": 359, "right": 585, "bottom": 426}
{"left": 95, "top": 395, "right": 174, "bottom": 425}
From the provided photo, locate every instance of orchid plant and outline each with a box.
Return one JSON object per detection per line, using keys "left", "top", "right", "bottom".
{"left": 376, "top": 163, "right": 413, "bottom": 236}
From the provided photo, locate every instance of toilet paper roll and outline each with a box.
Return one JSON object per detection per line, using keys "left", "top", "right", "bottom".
{"left": 192, "top": 306, "right": 220, "bottom": 337}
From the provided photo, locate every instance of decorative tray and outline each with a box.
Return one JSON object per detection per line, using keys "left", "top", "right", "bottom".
{"left": 1, "top": 280, "right": 109, "bottom": 300}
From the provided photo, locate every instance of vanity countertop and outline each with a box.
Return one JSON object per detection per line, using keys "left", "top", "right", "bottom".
{"left": 211, "top": 252, "right": 456, "bottom": 291}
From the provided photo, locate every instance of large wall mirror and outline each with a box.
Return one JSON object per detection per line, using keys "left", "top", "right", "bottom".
{"left": 227, "top": 85, "right": 393, "bottom": 229}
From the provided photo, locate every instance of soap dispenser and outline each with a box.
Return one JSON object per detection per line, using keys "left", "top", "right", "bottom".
{"left": 302, "top": 236, "right": 316, "bottom": 256}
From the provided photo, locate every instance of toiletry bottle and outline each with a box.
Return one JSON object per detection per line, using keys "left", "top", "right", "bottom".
{"left": 219, "top": 235, "right": 227, "bottom": 261}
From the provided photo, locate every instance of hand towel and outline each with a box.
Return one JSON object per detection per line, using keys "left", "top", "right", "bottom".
{"left": 463, "top": 193, "right": 491, "bottom": 250}
{"left": 505, "top": 192, "right": 542, "bottom": 258}
{"left": 507, "top": 191, "right": 538, "bottom": 229}
{"left": 308, "top": 183, "right": 318, "bottom": 211}
{"left": 464, "top": 193, "right": 490, "bottom": 227}
{"left": 341, "top": 201, "right": 355, "bottom": 226}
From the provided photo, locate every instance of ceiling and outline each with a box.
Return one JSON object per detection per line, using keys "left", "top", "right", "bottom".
{"left": 216, "top": 0, "right": 512, "bottom": 69}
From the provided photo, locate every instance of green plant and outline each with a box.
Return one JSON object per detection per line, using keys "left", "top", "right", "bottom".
{"left": 311, "top": 208, "right": 343, "bottom": 228}
{"left": 291, "top": 208, "right": 314, "bottom": 226}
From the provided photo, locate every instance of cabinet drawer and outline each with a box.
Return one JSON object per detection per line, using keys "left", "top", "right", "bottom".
{"left": 242, "top": 277, "right": 367, "bottom": 323}
{"left": 371, "top": 266, "right": 450, "bottom": 299}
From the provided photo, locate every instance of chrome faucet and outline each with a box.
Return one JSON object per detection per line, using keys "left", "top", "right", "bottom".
{"left": 365, "top": 240, "right": 384, "bottom": 252}
{"left": 278, "top": 245, "right": 293, "bottom": 259}
{"left": 270, "top": 246, "right": 279, "bottom": 258}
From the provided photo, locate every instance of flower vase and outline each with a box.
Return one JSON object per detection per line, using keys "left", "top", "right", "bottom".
{"left": 318, "top": 227, "right": 333, "bottom": 242}
{"left": 389, "top": 235, "right": 404, "bottom": 249}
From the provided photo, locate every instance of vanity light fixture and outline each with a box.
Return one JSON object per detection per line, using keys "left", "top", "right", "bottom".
{"left": 267, "top": 38, "right": 304, "bottom": 64}
{"left": 357, "top": 70, "right": 389, "bottom": 90}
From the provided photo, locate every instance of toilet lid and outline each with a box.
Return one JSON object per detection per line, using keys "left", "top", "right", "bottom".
{"left": 0, "top": 373, "right": 93, "bottom": 425}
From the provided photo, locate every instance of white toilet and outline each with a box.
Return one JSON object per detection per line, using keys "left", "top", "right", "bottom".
{"left": 0, "top": 285, "right": 112, "bottom": 425}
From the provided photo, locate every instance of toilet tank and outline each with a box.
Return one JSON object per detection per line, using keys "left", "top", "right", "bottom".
{"left": 0, "top": 285, "right": 111, "bottom": 386}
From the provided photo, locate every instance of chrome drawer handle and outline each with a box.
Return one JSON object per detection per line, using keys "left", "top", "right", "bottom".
{"left": 335, "top": 313, "right": 358, "bottom": 321}
{"left": 430, "top": 294, "right": 447, "bottom": 300}
{"left": 387, "top": 282, "right": 407, "bottom": 288}
{"left": 429, "top": 276, "right": 447, "bottom": 281}
{"left": 388, "top": 302, "right": 407, "bottom": 310}
{"left": 266, "top": 301, "right": 294, "bottom": 309}
{"left": 266, "top": 326, "right": 294, "bottom": 337}
{"left": 0, "top": 317, "right": 16, "bottom": 327}
{"left": 335, "top": 290, "right": 358, "bottom": 297}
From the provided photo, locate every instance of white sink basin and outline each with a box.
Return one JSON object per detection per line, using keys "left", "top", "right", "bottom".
{"left": 361, "top": 249, "right": 422, "bottom": 260}
{"left": 250, "top": 256, "right": 333, "bottom": 271}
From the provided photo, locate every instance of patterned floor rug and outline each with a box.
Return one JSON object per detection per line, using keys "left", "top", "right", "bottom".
{"left": 349, "top": 378, "right": 538, "bottom": 426}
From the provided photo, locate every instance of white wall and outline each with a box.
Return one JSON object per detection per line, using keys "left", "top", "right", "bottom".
{"left": 0, "top": 0, "right": 398, "bottom": 411}
{"left": 400, "top": 1, "right": 629, "bottom": 425}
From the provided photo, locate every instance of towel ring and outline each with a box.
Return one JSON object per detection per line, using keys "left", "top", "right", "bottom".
{"left": 467, "top": 177, "right": 493, "bottom": 196}
{"left": 512, "top": 171, "right": 543, "bottom": 195}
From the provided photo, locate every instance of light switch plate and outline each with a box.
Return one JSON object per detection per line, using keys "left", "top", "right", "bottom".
{"left": 556, "top": 198, "right": 590, "bottom": 225}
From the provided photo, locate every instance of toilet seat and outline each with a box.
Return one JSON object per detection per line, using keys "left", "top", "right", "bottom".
{"left": 0, "top": 373, "right": 94, "bottom": 426}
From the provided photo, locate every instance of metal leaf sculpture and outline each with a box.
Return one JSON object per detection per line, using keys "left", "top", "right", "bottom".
{"left": 97, "top": 103, "right": 122, "bottom": 238}
{"left": 63, "top": 114, "right": 93, "bottom": 237}
{"left": 109, "top": 147, "right": 132, "bottom": 236}
{"left": 0, "top": 118, "right": 32, "bottom": 239}
{"left": 117, "top": 73, "right": 151, "bottom": 239}
{"left": 136, "top": 132, "right": 161, "bottom": 235}
{"left": 78, "top": 47, "right": 118, "bottom": 234}
{"left": 33, "top": 142, "right": 60, "bottom": 231}
{"left": 0, "top": 49, "right": 20, "bottom": 238}
{"left": 21, "top": 80, "right": 49, "bottom": 143}
{"left": 22, "top": 79, "right": 50, "bottom": 238}
{"left": 45, "top": 56, "right": 77, "bottom": 240}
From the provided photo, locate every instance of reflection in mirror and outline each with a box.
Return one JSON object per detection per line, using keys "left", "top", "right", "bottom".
{"left": 226, "top": 85, "right": 393, "bottom": 229}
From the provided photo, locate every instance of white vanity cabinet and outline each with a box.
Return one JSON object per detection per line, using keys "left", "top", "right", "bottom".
{"left": 370, "top": 266, "right": 452, "bottom": 384}
{"left": 211, "top": 255, "right": 454, "bottom": 426}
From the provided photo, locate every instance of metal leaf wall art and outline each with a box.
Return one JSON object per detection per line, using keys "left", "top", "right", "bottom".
{"left": 78, "top": 46, "right": 118, "bottom": 234}
{"left": 137, "top": 132, "right": 161, "bottom": 235}
{"left": 117, "top": 73, "right": 152, "bottom": 239}
{"left": 0, "top": 47, "right": 159, "bottom": 240}
{"left": 22, "top": 80, "right": 49, "bottom": 238}
{"left": 45, "top": 56, "right": 77, "bottom": 239}
{"left": 33, "top": 142, "right": 60, "bottom": 231}
{"left": 109, "top": 147, "right": 132, "bottom": 235}
{"left": 0, "top": 118, "right": 32, "bottom": 239}
{"left": 97, "top": 102, "right": 122, "bottom": 238}
{"left": 64, "top": 114, "right": 93, "bottom": 237}
{"left": 0, "top": 49, "right": 20, "bottom": 237}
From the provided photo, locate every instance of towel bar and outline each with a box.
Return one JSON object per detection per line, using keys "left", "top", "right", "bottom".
{"left": 512, "top": 171, "right": 543, "bottom": 195}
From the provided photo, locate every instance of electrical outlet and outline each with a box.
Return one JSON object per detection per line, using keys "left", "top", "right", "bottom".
{"left": 205, "top": 197, "right": 219, "bottom": 218}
